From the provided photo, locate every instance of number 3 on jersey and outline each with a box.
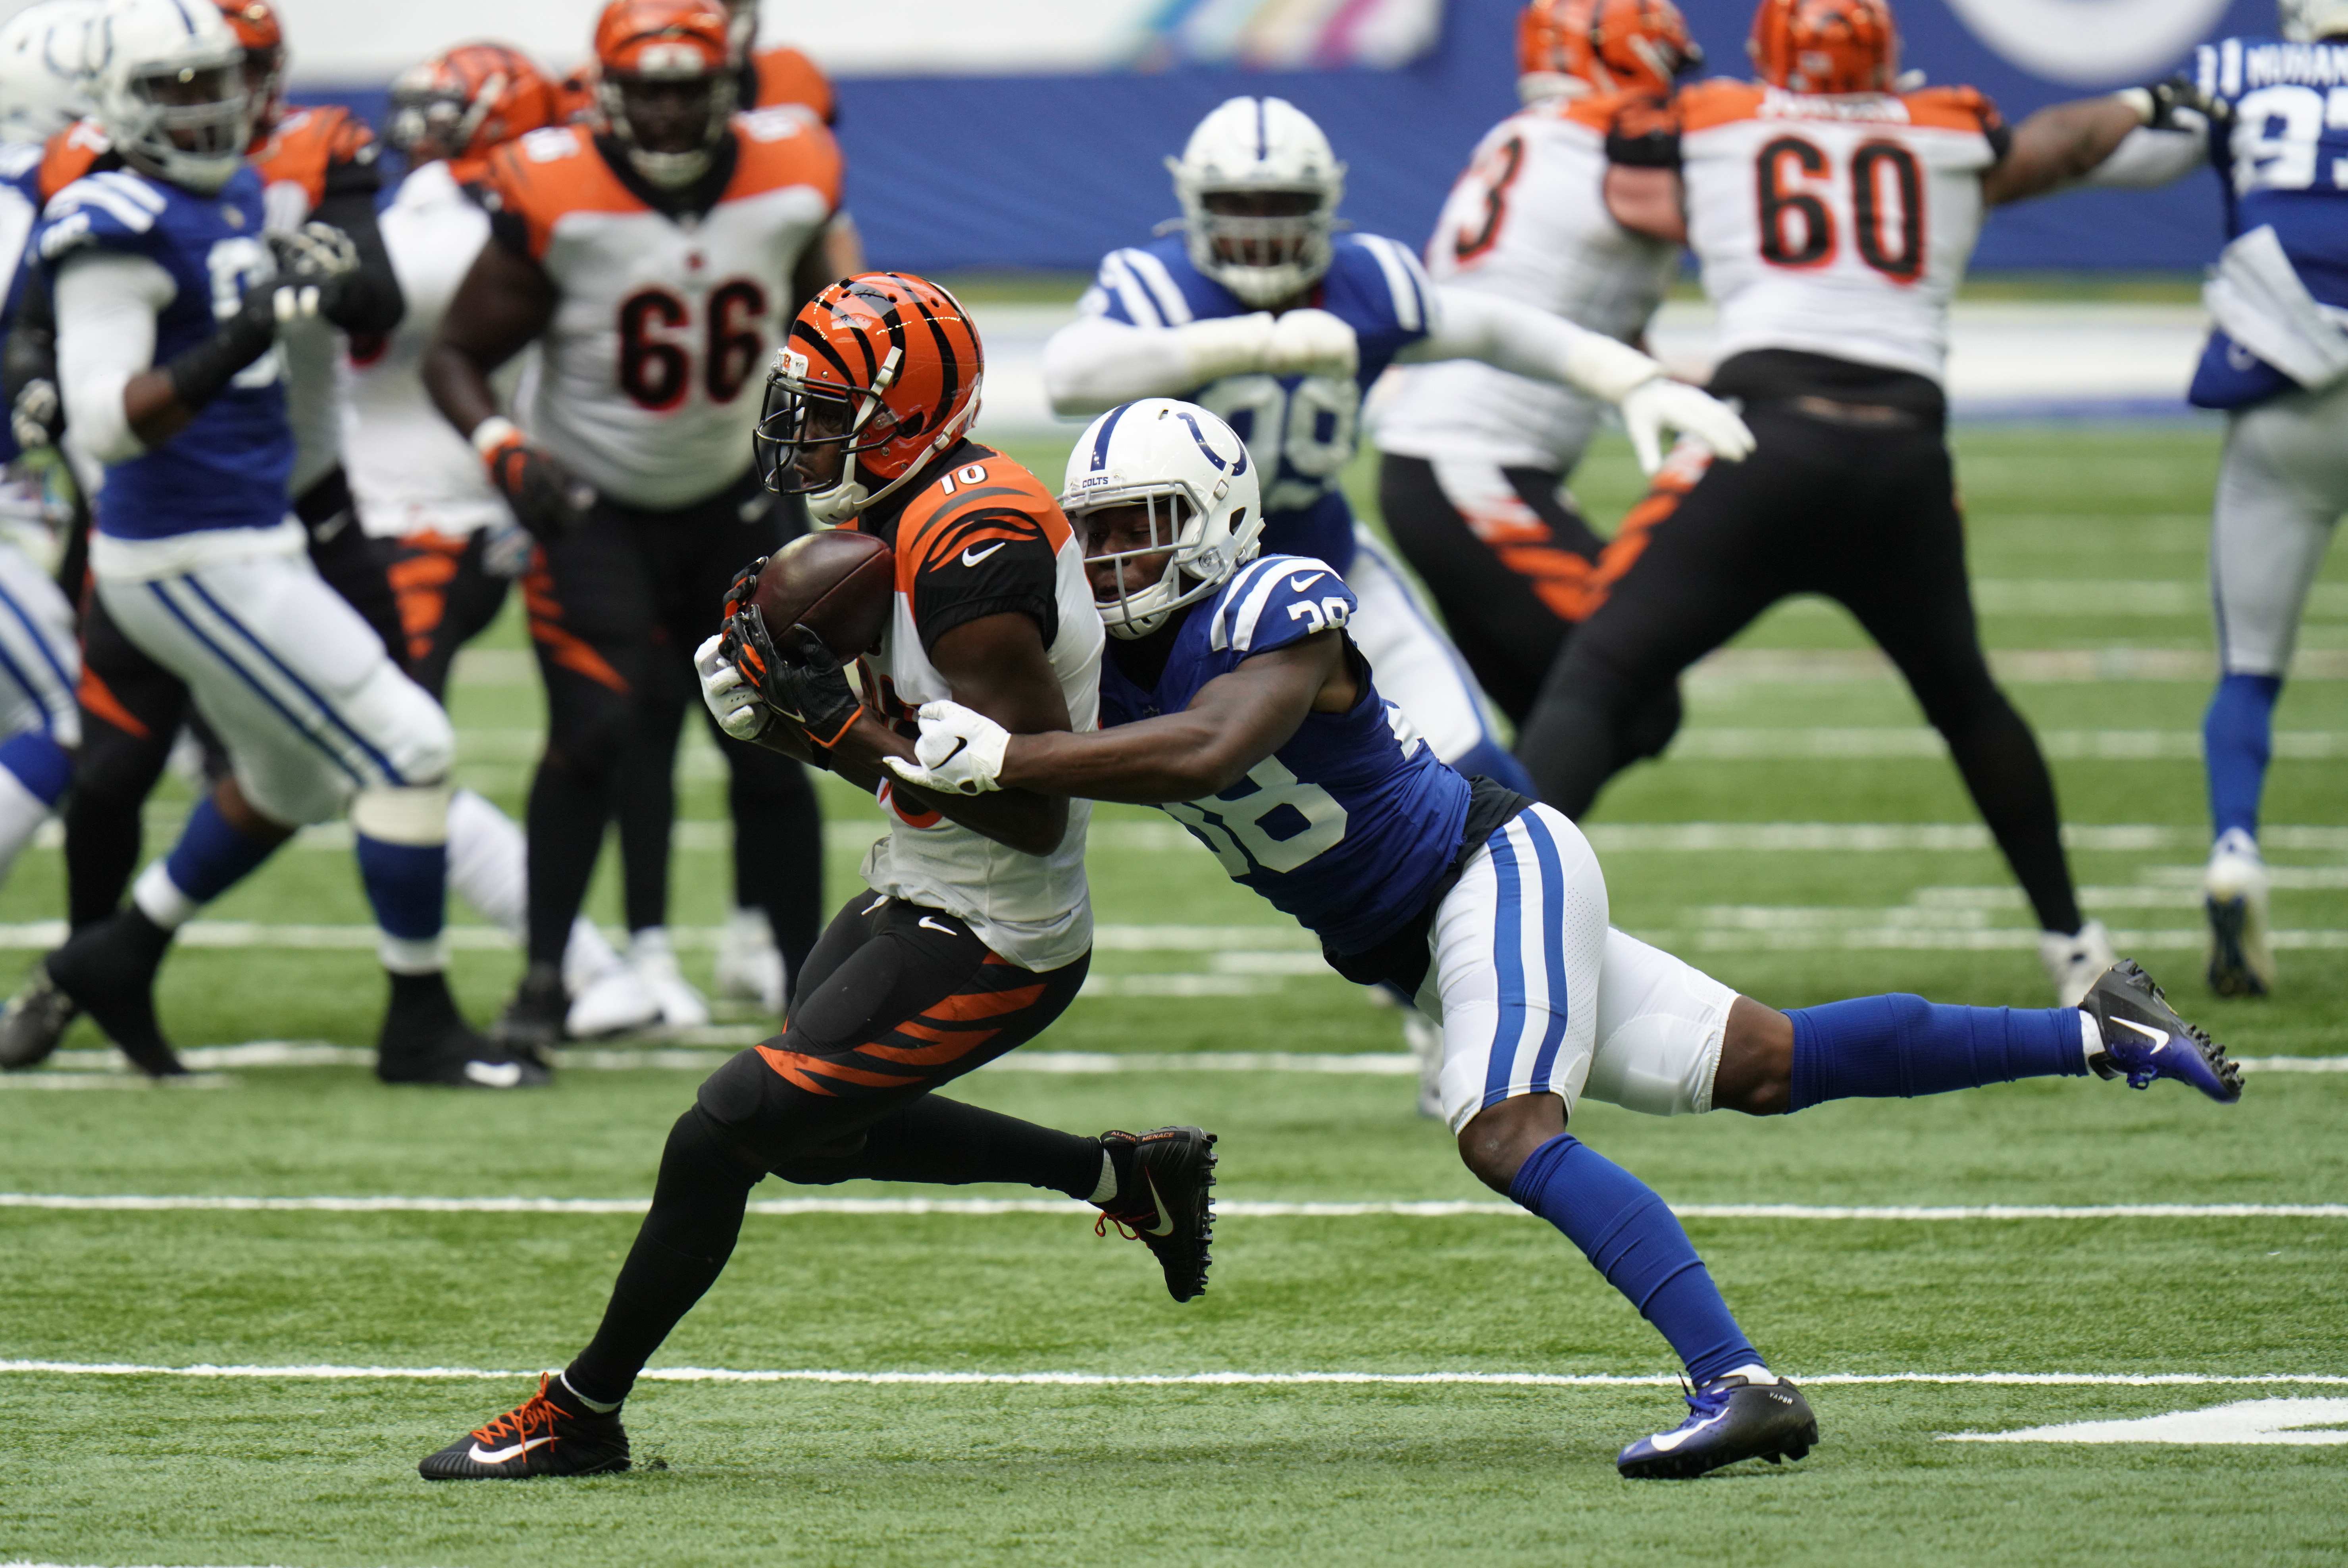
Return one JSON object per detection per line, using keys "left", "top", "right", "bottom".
{"left": 616, "top": 279, "right": 769, "bottom": 410}
{"left": 1756, "top": 136, "right": 1924, "bottom": 284}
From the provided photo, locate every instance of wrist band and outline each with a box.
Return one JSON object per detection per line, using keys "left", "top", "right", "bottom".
{"left": 470, "top": 415, "right": 522, "bottom": 458}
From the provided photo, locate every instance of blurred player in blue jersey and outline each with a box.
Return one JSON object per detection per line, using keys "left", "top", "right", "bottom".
{"left": 2076, "top": 1, "right": 2348, "bottom": 996}
{"left": 1042, "top": 95, "right": 1753, "bottom": 795}
{"left": 0, "top": 0, "right": 531, "bottom": 1086}
{"left": 882, "top": 398, "right": 2244, "bottom": 1480}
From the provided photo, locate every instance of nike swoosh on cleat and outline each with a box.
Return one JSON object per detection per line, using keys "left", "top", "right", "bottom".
{"left": 918, "top": 916, "right": 958, "bottom": 936}
{"left": 464, "top": 1061, "right": 524, "bottom": 1089}
{"left": 962, "top": 543, "right": 1007, "bottom": 567}
{"left": 1646, "top": 1413, "right": 1728, "bottom": 1453}
{"left": 468, "top": 1436, "right": 554, "bottom": 1464}
{"left": 1288, "top": 573, "right": 1325, "bottom": 592}
{"left": 2115, "top": 1018, "right": 2171, "bottom": 1050}
{"left": 1138, "top": 1171, "right": 1177, "bottom": 1237}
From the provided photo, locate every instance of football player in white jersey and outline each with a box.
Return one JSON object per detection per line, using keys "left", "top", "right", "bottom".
{"left": 425, "top": 0, "right": 834, "bottom": 1056}
{"left": 1044, "top": 93, "right": 1754, "bottom": 799}
{"left": 418, "top": 274, "right": 1216, "bottom": 1481}
{"left": 1517, "top": 0, "right": 2172, "bottom": 1006}
{"left": 2055, "top": 0, "right": 2348, "bottom": 996}
{"left": 1377, "top": 0, "right": 1699, "bottom": 774}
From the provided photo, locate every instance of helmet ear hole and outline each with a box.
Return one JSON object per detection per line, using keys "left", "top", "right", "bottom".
{"left": 1059, "top": 398, "right": 1265, "bottom": 640}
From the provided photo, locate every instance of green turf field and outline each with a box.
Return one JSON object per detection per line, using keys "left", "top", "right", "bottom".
{"left": 2, "top": 421, "right": 2343, "bottom": 1566}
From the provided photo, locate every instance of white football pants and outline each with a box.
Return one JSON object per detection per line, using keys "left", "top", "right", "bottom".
{"left": 2213, "top": 381, "right": 2348, "bottom": 676}
{"left": 0, "top": 537, "right": 81, "bottom": 748}
{"left": 96, "top": 548, "right": 453, "bottom": 825}
{"left": 1342, "top": 526, "right": 1516, "bottom": 770}
{"left": 1417, "top": 801, "right": 1738, "bottom": 1133}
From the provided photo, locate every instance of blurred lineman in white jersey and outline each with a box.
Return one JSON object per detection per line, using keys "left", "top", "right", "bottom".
{"left": 1517, "top": 0, "right": 2215, "bottom": 1006}
{"left": 2067, "top": 0, "right": 2348, "bottom": 997}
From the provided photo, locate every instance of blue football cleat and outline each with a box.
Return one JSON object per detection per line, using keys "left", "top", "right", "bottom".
{"left": 1617, "top": 1368, "right": 1818, "bottom": 1480}
{"left": 2080, "top": 960, "right": 2241, "bottom": 1103}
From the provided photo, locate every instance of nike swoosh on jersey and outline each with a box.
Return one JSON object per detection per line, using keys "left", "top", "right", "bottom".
{"left": 962, "top": 542, "right": 1007, "bottom": 567}
{"left": 464, "top": 1061, "right": 524, "bottom": 1089}
{"left": 1140, "top": 1171, "right": 1177, "bottom": 1237}
{"left": 1646, "top": 1412, "right": 1728, "bottom": 1453}
{"left": 2115, "top": 1018, "right": 2170, "bottom": 1051}
{"left": 1288, "top": 573, "right": 1325, "bottom": 592}
{"left": 468, "top": 1435, "right": 555, "bottom": 1465}
{"left": 918, "top": 916, "right": 958, "bottom": 936}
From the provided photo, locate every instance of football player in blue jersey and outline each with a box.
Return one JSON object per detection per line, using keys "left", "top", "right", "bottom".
{"left": 2066, "top": 1, "right": 2348, "bottom": 996}
{"left": 0, "top": 0, "right": 531, "bottom": 1087}
{"left": 0, "top": 1, "right": 97, "bottom": 902}
{"left": 878, "top": 398, "right": 2244, "bottom": 1480}
{"left": 1042, "top": 95, "right": 1753, "bottom": 797}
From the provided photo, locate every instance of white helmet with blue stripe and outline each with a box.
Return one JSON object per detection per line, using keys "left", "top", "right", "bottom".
{"left": 1060, "top": 398, "right": 1264, "bottom": 640}
{"left": 0, "top": 0, "right": 100, "bottom": 145}
{"left": 87, "top": 0, "right": 251, "bottom": 193}
{"left": 1167, "top": 95, "right": 1347, "bottom": 309}
{"left": 2281, "top": 0, "right": 2348, "bottom": 39}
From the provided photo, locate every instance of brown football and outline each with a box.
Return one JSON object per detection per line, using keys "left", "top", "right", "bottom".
{"left": 748, "top": 529, "right": 896, "bottom": 659}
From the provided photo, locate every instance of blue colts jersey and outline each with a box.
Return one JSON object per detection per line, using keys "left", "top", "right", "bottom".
{"left": 1080, "top": 233, "right": 1436, "bottom": 571}
{"left": 35, "top": 163, "right": 293, "bottom": 539}
{"left": 2190, "top": 36, "right": 2348, "bottom": 405}
{"left": 1096, "top": 553, "right": 1471, "bottom": 955}
{"left": 0, "top": 142, "right": 44, "bottom": 468}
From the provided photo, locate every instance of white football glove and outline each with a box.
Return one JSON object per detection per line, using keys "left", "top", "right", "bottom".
{"left": 695, "top": 633, "right": 770, "bottom": 742}
{"left": 1266, "top": 307, "right": 1358, "bottom": 380}
{"left": 1618, "top": 377, "right": 1758, "bottom": 475}
{"left": 881, "top": 700, "right": 1010, "bottom": 796}
{"left": 1173, "top": 312, "right": 1276, "bottom": 383}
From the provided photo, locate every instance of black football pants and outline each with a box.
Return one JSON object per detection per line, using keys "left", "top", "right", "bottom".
{"left": 1515, "top": 404, "right": 2084, "bottom": 935}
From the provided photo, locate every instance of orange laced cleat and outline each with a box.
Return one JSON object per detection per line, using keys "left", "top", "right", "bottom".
{"left": 1090, "top": 1126, "right": 1219, "bottom": 1302}
{"left": 418, "top": 1374, "right": 632, "bottom": 1479}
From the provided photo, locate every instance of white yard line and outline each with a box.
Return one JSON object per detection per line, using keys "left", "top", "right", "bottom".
{"left": 0, "top": 1360, "right": 2341, "bottom": 1390}
{"left": 2, "top": 1193, "right": 2339, "bottom": 1220}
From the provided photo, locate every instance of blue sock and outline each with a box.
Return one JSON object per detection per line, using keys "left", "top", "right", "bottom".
{"left": 1452, "top": 736, "right": 1537, "bottom": 797}
{"left": 2204, "top": 673, "right": 2282, "bottom": 842}
{"left": 356, "top": 835, "right": 448, "bottom": 947}
{"left": 0, "top": 729, "right": 70, "bottom": 806}
{"left": 159, "top": 796, "right": 281, "bottom": 907}
{"left": 1508, "top": 1133, "right": 1759, "bottom": 1385}
{"left": 1788, "top": 995, "right": 2085, "bottom": 1112}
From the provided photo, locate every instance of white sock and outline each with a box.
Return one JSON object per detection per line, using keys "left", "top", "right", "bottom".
{"left": 0, "top": 765, "right": 51, "bottom": 885}
{"left": 2079, "top": 1011, "right": 2103, "bottom": 1064}
{"left": 131, "top": 860, "right": 198, "bottom": 930}
{"left": 1088, "top": 1148, "right": 1118, "bottom": 1204}
{"left": 445, "top": 787, "right": 527, "bottom": 938}
{"left": 558, "top": 1370, "right": 622, "bottom": 1415}
{"left": 379, "top": 935, "right": 449, "bottom": 975}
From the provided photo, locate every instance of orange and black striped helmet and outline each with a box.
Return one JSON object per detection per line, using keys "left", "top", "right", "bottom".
{"left": 1517, "top": 0, "right": 1701, "bottom": 103}
{"left": 1748, "top": 0, "right": 1899, "bottom": 95}
{"left": 214, "top": 0, "right": 287, "bottom": 134}
{"left": 754, "top": 274, "right": 986, "bottom": 525}
{"left": 592, "top": 0, "right": 736, "bottom": 185}
{"left": 386, "top": 44, "right": 562, "bottom": 172}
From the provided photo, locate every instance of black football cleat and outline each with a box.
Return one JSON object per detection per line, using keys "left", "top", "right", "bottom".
{"left": 419, "top": 1375, "right": 630, "bottom": 1480}
{"left": 2080, "top": 959, "right": 2241, "bottom": 1103}
{"left": 1094, "top": 1125, "right": 1217, "bottom": 1302}
{"left": 42, "top": 910, "right": 186, "bottom": 1078}
{"left": 0, "top": 962, "right": 81, "bottom": 1071}
{"left": 490, "top": 961, "right": 568, "bottom": 1064}
{"left": 377, "top": 970, "right": 549, "bottom": 1089}
{"left": 1617, "top": 1368, "right": 1819, "bottom": 1480}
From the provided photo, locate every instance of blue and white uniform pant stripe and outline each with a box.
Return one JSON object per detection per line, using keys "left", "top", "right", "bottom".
{"left": 1342, "top": 527, "right": 1532, "bottom": 791}
{"left": 2212, "top": 380, "right": 2348, "bottom": 677}
{"left": 1420, "top": 802, "right": 1738, "bottom": 1132}
{"left": 95, "top": 549, "right": 452, "bottom": 826}
{"left": 0, "top": 539, "right": 81, "bottom": 748}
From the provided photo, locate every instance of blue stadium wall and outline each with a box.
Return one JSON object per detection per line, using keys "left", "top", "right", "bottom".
{"left": 309, "top": 0, "right": 2277, "bottom": 275}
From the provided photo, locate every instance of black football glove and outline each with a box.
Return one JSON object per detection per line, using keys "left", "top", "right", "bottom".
{"left": 720, "top": 556, "right": 770, "bottom": 624}
{"left": 721, "top": 607, "right": 861, "bottom": 750}
{"left": 267, "top": 221, "right": 361, "bottom": 323}
{"left": 479, "top": 425, "right": 596, "bottom": 542}
{"left": 2134, "top": 73, "right": 2228, "bottom": 130}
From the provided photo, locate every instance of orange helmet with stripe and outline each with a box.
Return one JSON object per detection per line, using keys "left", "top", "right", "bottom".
{"left": 1517, "top": 0, "right": 1702, "bottom": 105}
{"left": 214, "top": 0, "right": 286, "bottom": 135}
{"left": 1748, "top": 0, "right": 1899, "bottom": 95}
{"left": 386, "top": 44, "right": 561, "bottom": 173}
{"left": 592, "top": 0, "right": 736, "bottom": 187}
{"left": 755, "top": 274, "right": 986, "bottom": 526}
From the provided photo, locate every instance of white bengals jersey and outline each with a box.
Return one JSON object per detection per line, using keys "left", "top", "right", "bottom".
{"left": 849, "top": 445, "right": 1104, "bottom": 974}
{"left": 1376, "top": 92, "right": 1679, "bottom": 472}
{"left": 341, "top": 159, "right": 511, "bottom": 540}
{"left": 480, "top": 109, "right": 839, "bottom": 510}
{"left": 1672, "top": 82, "right": 2009, "bottom": 384}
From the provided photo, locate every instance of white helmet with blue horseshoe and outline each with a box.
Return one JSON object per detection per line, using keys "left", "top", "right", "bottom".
{"left": 1060, "top": 398, "right": 1263, "bottom": 640}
